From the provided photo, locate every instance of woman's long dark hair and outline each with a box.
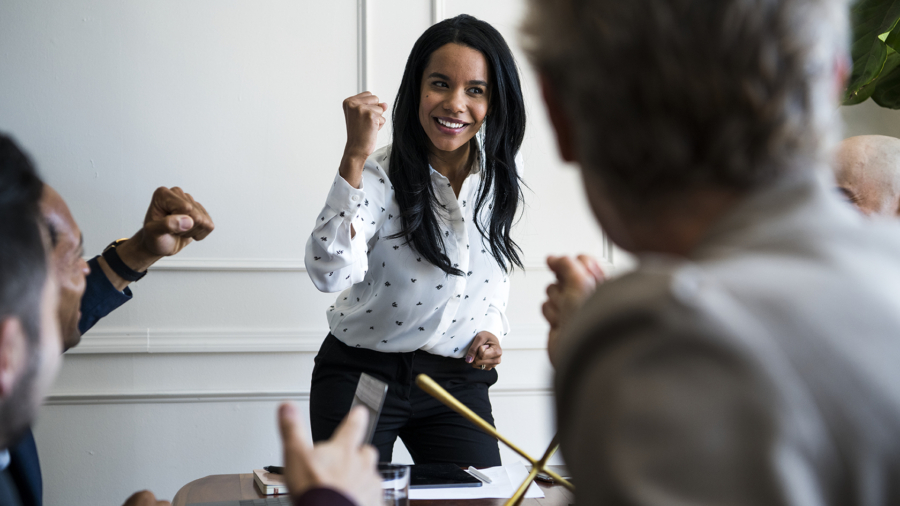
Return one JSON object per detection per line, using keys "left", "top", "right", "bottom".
{"left": 388, "top": 14, "right": 526, "bottom": 277}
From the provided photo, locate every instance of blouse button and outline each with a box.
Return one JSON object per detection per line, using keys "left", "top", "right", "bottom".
{"left": 351, "top": 195, "right": 360, "bottom": 202}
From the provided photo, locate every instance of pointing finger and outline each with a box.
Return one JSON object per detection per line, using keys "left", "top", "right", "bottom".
{"left": 332, "top": 405, "right": 370, "bottom": 450}
{"left": 278, "top": 402, "right": 313, "bottom": 483}
{"left": 278, "top": 402, "right": 309, "bottom": 451}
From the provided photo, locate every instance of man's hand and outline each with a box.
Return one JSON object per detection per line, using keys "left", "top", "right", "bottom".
{"left": 121, "top": 490, "right": 170, "bottom": 506}
{"left": 465, "top": 331, "right": 502, "bottom": 371}
{"left": 543, "top": 255, "right": 605, "bottom": 366}
{"left": 99, "top": 187, "right": 214, "bottom": 290}
{"left": 132, "top": 186, "right": 214, "bottom": 262}
{"left": 278, "top": 403, "right": 381, "bottom": 506}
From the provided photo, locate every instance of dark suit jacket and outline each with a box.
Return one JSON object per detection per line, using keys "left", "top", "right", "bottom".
{"left": 1, "top": 467, "right": 24, "bottom": 506}
{"left": 7, "top": 431, "right": 40, "bottom": 506}
{"left": 7, "top": 256, "right": 132, "bottom": 506}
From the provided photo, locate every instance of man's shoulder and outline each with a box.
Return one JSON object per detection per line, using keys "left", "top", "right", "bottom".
{"left": 556, "top": 240, "right": 900, "bottom": 424}
{"left": 552, "top": 256, "right": 778, "bottom": 415}
{"left": 553, "top": 252, "right": 817, "bottom": 395}
{"left": 556, "top": 257, "right": 714, "bottom": 359}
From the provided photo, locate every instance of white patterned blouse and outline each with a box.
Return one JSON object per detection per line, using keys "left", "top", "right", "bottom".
{"left": 305, "top": 144, "right": 511, "bottom": 358}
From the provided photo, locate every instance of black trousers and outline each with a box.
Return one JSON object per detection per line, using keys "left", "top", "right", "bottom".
{"left": 310, "top": 334, "right": 501, "bottom": 467}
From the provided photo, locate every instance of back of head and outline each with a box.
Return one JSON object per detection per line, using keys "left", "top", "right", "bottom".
{"left": 0, "top": 134, "right": 50, "bottom": 447}
{"left": 834, "top": 135, "right": 900, "bottom": 216}
{"left": 523, "top": 0, "right": 848, "bottom": 212}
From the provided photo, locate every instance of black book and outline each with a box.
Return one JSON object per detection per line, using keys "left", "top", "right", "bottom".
{"left": 410, "top": 463, "right": 483, "bottom": 489}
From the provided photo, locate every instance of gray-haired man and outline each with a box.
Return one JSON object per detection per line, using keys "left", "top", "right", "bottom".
{"left": 528, "top": 0, "right": 900, "bottom": 504}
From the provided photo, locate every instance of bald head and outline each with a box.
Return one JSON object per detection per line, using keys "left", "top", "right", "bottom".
{"left": 835, "top": 135, "right": 900, "bottom": 217}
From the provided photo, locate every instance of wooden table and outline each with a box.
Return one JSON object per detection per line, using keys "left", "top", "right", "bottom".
{"left": 173, "top": 470, "right": 573, "bottom": 506}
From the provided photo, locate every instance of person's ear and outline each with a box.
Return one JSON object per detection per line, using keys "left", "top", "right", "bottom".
{"left": 539, "top": 73, "right": 577, "bottom": 162}
{"left": 0, "top": 317, "right": 27, "bottom": 398}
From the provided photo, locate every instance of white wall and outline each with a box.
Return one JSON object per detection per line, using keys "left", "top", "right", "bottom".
{"left": 0, "top": 2, "right": 610, "bottom": 505}
{"left": 842, "top": 99, "right": 900, "bottom": 139}
{"left": 3, "top": 1, "right": 898, "bottom": 505}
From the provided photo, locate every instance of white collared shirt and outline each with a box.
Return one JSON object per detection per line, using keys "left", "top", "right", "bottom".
{"left": 305, "top": 145, "right": 510, "bottom": 357}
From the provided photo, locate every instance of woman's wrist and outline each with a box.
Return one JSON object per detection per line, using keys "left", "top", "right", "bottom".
{"left": 339, "top": 152, "right": 367, "bottom": 188}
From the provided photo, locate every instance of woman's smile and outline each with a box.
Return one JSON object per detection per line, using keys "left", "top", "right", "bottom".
{"left": 434, "top": 116, "right": 471, "bottom": 134}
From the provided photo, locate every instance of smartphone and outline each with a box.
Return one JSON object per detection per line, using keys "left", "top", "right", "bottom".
{"left": 349, "top": 372, "right": 388, "bottom": 444}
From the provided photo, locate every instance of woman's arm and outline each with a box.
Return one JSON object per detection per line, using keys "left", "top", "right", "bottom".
{"left": 339, "top": 92, "right": 387, "bottom": 190}
{"left": 304, "top": 162, "right": 390, "bottom": 293}
{"left": 305, "top": 92, "right": 389, "bottom": 293}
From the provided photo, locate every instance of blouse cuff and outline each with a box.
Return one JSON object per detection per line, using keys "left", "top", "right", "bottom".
{"left": 481, "top": 307, "right": 509, "bottom": 344}
{"left": 326, "top": 172, "right": 366, "bottom": 222}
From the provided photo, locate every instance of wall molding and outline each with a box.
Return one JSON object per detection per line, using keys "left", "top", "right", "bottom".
{"left": 357, "top": 0, "right": 368, "bottom": 93}
{"left": 149, "top": 258, "right": 559, "bottom": 272}
{"left": 44, "top": 386, "right": 552, "bottom": 406}
{"left": 45, "top": 390, "right": 310, "bottom": 406}
{"left": 72, "top": 324, "right": 552, "bottom": 354}
{"left": 431, "top": 0, "right": 445, "bottom": 24}
{"left": 146, "top": 257, "right": 623, "bottom": 273}
{"left": 150, "top": 257, "right": 307, "bottom": 272}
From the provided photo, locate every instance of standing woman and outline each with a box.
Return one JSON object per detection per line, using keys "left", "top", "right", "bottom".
{"left": 305, "top": 14, "right": 525, "bottom": 467}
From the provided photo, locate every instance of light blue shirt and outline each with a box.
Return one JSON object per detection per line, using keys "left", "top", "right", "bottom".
{"left": 0, "top": 449, "right": 9, "bottom": 471}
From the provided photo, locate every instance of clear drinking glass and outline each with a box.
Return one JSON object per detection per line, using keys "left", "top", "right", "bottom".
{"left": 379, "top": 463, "right": 410, "bottom": 506}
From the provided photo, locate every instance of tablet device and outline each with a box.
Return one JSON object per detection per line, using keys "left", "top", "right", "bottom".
{"left": 349, "top": 372, "right": 388, "bottom": 444}
{"left": 410, "top": 463, "right": 483, "bottom": 489}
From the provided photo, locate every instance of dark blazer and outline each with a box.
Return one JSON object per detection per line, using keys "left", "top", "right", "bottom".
{"left": 1, "top": 467, "right": 24, "bottom": 506}
{"left": 7, "top": 431, "right": 40, "bottom": 506}
{"left": 7, "top": 256, "right": 132, "bottom": 506}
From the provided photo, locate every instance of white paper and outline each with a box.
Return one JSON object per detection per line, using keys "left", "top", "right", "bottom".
{"left": 408, "top": 462, "right": 545, "bottom": 500}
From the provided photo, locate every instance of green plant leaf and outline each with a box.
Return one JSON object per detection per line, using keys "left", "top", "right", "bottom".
{"left": 887, "top": 23, "right": 900, "bottom": 52}
{"left": 851, "top": 0, "right": 900, "bottom": 38}
{"left": 845, "top": 80, "right": 879, "bottom": 104}
{"left": 872, "top": 63, "right": 900, "bottom": 108}
{"left": 846, "top": 51, "right": 900, "bottom": 104}
{"left": 847, "top": 38, "right": 888, "bottom": 96}
{"left": 845, "top": 0, "right": 900, "bottom": 102}
{"left": 882, "top": 49, "right": 900, "bottom": 74}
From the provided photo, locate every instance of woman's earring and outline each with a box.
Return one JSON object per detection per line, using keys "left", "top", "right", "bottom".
{"left": 477, "top": 116, "right": 487, "bottom": 171}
